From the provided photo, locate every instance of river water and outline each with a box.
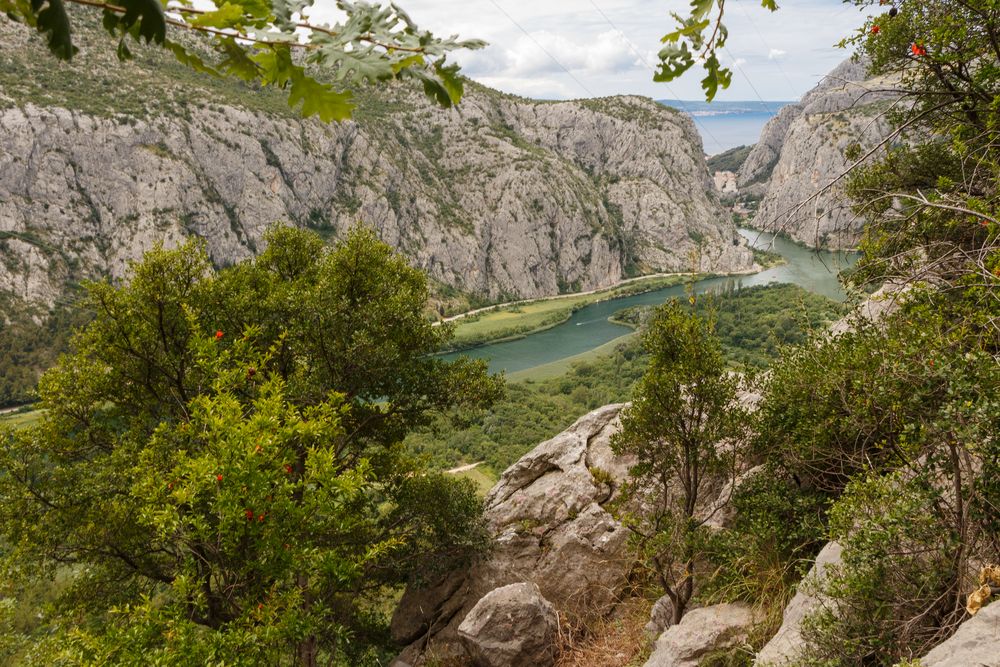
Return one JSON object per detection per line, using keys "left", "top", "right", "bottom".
{"left": 443, "top": 229, "right": 859, "bottom": 375}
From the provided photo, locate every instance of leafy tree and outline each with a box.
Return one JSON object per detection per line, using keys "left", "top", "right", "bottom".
{"left": 843, "top": 0, "right": 1000, "bottom": 299}
{"left": 0, "top": 0, "right": 484, "bottom": 122}
{"left": 611, "top": 300, "right": 747, "bottom": 624}
{"left": 0, "top": 225, "right": 503, "bottom": 665}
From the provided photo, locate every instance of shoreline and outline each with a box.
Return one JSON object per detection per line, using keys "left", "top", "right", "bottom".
{"left": 439, "top": 265, "right": 761, "bottom": 325}
{"left": 439, "top": 266, "right": 763, "bottom": 354}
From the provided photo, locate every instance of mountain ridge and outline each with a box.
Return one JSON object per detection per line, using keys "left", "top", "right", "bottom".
{"left": 0, "top": 18, "right": 754, "bottom": 313}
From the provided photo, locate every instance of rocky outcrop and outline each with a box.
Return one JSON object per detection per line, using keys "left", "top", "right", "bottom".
{"left": 829, "top": 282, "right": 911, "bottom": 336}
{"left": 742, "top": 58, "right": 899, "bottom": 249}
{"left": 919, "top": 601, "right": 1000, "bottom": 667}
{"left": 737, "top": 104, "right": 801, "bottom": 187}
{"left": 0, "top": 20, "right": 753, "bottom": 311}
{"left": 644, "top": 603, "right": 753, "bottom": 667}
{"left": 391, "top": 404, "right": 633, "bottom": 665}
{"left": 755, "top": 541, "right": 844, "bottom": 666}
{"left": 457, "top": 582, "right": 558, "bottom": 667}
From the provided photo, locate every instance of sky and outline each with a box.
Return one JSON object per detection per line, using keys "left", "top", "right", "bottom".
{"left": 310, "top": 0, "right": 870, "bottom": 102}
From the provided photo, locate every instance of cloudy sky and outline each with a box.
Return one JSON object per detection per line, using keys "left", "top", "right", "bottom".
{"left": 314, "top": 0, "right": 868, "bottom": 102}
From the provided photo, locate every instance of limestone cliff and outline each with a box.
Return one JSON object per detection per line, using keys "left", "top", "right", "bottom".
{"left": 741, "top": 57, "right": 897, "bottom": 249}
{"left": 0, "top": 18, "right": 753, "bottom": 312}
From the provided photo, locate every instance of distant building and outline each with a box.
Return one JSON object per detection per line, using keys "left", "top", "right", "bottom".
{"left": 713, "top": 170, "right": 739, "bottom": 194}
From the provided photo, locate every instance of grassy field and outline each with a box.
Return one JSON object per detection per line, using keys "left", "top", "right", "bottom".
{"left": 449, "top": 465, "right": 498, "bottom": 496}
{"left": 447, "top": 274, "right": 695, "bottom": 350}
{"left": 0, "top": 408, "right": 43, "bottom": 429}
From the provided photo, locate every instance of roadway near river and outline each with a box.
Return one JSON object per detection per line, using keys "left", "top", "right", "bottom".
{"left": 442, "top": 228, "right": 859, "bottom": 376}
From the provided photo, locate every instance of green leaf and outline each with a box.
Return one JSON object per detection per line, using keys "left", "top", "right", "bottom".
{"left": 119, "top": 0, "right": 166, "bottom": 45}
{"left": 31, "top": 0, "right": 76, "bottom": 60}
{"left": 700, "top": 54, "right": 731, "bottom": 101}
{"left": 434, "top": 59, "right": 464, "bottom": 105}
{"left": 288, "top": 72, "right": 355, "bottom": 122}
{"left": 320, "top": 46, "right": 396, "bottom": 84}
{"left": 690, "top": 0, "right": 715, "bottom": 22}
{"left": 191, "top": 2, "right": 244, "bottom": 30}
{"left": 166, "top": 40, "right": 220, "bottom": 77}
{"left": 253, "top": 45, "right": 296, "bottom": 87}
{"left": 216, "top": 36, "right": 260, "bottom": 81}
{"left": 117, "top": 37, "right": 132, "bottom": 61}
{"left": 760, "top": 0, "right": 778, "bottom": 11}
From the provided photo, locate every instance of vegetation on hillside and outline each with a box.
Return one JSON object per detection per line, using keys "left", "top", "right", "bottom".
{"left": 407, "top": 284, "right": 846, "bottom": 476}
{"left": 688, "top": 2, "right": 1000, "bottom": 662}
{"left": 707, "top": 144, "right": 754, "bottom": 173}
{"left": 0, "top": 294, "right": 89, "bottom": 407}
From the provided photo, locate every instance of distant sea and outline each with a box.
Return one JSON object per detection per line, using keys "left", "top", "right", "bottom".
{"left": 657, "top": 100, "right": 795, "bottom": 156}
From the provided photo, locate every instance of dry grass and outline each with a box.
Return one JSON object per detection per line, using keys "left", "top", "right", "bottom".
{"left": 555, "top": 597, "right": 654, "bottom": 667}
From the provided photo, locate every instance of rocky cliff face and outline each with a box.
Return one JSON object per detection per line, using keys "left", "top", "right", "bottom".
{"left": 0, "top": 19, "right": 752, "bottom": 312}
{"left": 740, "top": 58, "right": 897, "bottom": 249}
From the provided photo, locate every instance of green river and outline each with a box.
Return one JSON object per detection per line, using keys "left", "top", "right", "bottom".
{"left": 444, "top": 228, "right": 859, "bottom": 375}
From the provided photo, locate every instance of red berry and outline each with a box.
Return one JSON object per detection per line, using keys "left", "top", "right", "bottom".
{"left": 284, "top": 464, "right": 293, "bottom": 474}
{"left": 247, "top": 367, "right": 256, "bottom": 379}
{"left": 215, "top": 330, "right": 224, "bottom": 340}
{"left": 257, "top": 513, "right": 266, "bottom": 522}
{"left": 216, "top": 474, "right": 223, "bottom": 482}
{"left": 871, "top": 25, "right": 880, "bottom": 34}
{"left": 911, "top": 43, "right": 927, "bottom": 56}
{"left": 245, "top": 509, "right": 254, "bottom": 520}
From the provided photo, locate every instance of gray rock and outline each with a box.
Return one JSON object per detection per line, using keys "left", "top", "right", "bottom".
{"left": 391, "top": 404, "right": 634, "bottom": 665}
{"left": 457, "top": 582, "right": 558, "bottom": 667}
{"left": 644, "top": 594, "right": 676, "bottom": 640}
{"left": 0, "top": 20, "right": 754, "bottom": 312}
{"left": 743, "top": 57, "right": 901, "bottom": 249}
{"left": 755, "top": 541, "right": 843, "bottom": 666}
{"left": 644, "top": 603, "right": 754, "bottom": 667}
{"left": 920, "top": 601, "right": 1000, "bottom": 667}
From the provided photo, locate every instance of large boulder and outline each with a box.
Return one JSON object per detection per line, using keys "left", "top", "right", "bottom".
{"left": 755, "top": 541, "right": 843, "bottom": 666}
{"left": 391, "top": 404, "right": 633, "bottom": 665}
{"left": 457, "top": 582, "right": 558, "bottom": 667}
{"left": 644, "top": 603, "right": 754, "bottom": 667}
{"left": 919, "top": 600, "right": 1000, "bottom": 667}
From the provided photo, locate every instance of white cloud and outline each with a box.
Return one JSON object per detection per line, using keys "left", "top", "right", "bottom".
{"left": 307, "top": 0, "right": 871, "bottom": 100}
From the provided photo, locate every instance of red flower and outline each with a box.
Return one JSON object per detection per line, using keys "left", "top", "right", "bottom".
{"left": 216, "top": 473, "right": 223, "bottom": 482}
{"left": 911, "top": 43, "right": 927, "bottom": 56}
{"left": 981, "top": 219, "right": 991, "bottom": 227}
{"left": 284, "top": 464, "right": 293, "bottom": 474}
{"left": 215, "top": 330, "right": 224, "bottom": 340}
{"left": 871, "top": 25, "right": 880, "bottom": 34}
{"left": 255, "top": 444, "right": 262, "bottom": 454}
{"left": 257, "top": 513, "right": 266, "bottom": 523}
{"left": 245, "top": 509, "right": 254, "bottom": 520}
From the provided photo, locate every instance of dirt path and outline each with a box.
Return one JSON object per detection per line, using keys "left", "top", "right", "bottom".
{"left": 445, "top": 461, "right": 484, "bottom": 474}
